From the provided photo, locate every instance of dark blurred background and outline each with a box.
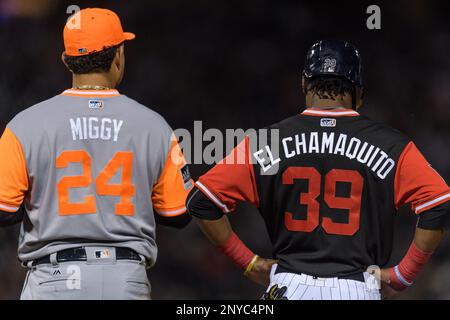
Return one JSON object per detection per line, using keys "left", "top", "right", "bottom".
{"left": 0, "top": 0, "right": 449, "bottom": 299}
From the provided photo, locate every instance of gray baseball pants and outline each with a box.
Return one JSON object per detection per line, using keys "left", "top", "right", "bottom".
{"left": 20, "top": 247, "right": 151, "bottom": 300}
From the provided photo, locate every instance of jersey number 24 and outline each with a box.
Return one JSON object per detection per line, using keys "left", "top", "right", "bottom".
{"left": 56, "top": 150, "right": 135, "bottom": 216}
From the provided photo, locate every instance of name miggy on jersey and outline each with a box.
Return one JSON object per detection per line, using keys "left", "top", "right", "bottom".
{"left": 253, "top": 131, "right": 396, "bottom": 180}
{"left": 69, "top": 117, "right": 123, "bottom": 142}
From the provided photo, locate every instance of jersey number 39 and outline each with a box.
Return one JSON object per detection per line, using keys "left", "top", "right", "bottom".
{"left": 56, "top": 150, "right": 135, "bottom": 216}
{"left": 283, "top": 167, "right": 363, "bottom": 236}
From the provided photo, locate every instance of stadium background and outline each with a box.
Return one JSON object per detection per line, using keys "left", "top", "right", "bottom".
{"left": 0, "top": 0, "right": 449, "bottom": 299}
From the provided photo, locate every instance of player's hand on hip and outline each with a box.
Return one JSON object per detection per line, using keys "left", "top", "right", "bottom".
{"left": 262, "top": 284, "right": 288, "bottom": 300}
{"left": 380, "top": 281, "right": 400, "bottom": 299}
{"left": 244, "top": 256, "right": 277, "bottom": 287}
{"left": 369, "top": 267, "right": 400, "bottom": 299}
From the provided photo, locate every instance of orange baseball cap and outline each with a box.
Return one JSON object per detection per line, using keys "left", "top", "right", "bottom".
{"left": 63, "top": 8, "right": 135, "bottom": 57}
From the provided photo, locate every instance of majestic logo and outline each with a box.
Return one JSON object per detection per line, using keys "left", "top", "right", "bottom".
{"left": 323, "top": 58, "right": 337, "bottom": 72}
{"left": 180, "top": 164, "right": 193, "bottom": 191}
{"left": 53, "top": 269, "right": 62, "bottom": 276}
{"left": 89, "top": 100, "right": 104, "bottom": 109}
{"left": 320, "top": 118, "right": 337, "bottom": 127}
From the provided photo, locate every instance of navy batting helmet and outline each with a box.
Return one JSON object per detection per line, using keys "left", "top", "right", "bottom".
{"left": 302, "top": 40, "right": 363, "bottom": 88}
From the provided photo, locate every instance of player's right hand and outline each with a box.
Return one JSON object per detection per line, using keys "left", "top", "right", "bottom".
{"left": 262, "top": 284, "right": 288, "bottom": 300}
{"left": 244, "top": 257, "right": 277, "bottom": 287}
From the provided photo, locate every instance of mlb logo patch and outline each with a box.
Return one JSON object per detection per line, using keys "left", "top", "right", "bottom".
{"left": 320, "top": 118, "right": 336, "bottom": 127}
{"left": 95, "top": 249, "right": 110, "bottom": 259}
{"left": 89, "top": 100, "right": 104, "bottom": 109}
{"left": 180, "top": 164, "right": 193, "bottom": 191}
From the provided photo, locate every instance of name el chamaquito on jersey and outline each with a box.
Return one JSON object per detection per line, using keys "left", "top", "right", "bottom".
{"left": 253, "top": 132, "right": 396, "bottom": 180}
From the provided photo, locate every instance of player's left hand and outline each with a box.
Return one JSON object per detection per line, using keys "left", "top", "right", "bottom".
{"left": 368, "top": 267, "right": 400, "bottom": 299}
{"left": 245, "top": 257, "right": 277, "bottom": 287}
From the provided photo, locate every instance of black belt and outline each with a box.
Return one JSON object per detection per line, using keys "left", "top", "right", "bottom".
{"left": 31, "top": 247, "right": 142, "bottom": 267}
{"left": 275, "top": 265, "right": 365, "bottom": 283}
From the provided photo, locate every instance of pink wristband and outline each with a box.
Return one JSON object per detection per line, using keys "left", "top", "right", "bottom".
{"left": 389, "top": 242, "right": 433, "bottom": 290}
{"left": 217, "top": 232, "right": 255, "bottom": 270}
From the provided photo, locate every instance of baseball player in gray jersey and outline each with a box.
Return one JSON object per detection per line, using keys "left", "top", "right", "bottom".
{"left": 0, "top": 8, "right": 193, "bottom": 300}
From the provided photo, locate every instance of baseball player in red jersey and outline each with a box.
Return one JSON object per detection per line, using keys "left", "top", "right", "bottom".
{"left": 186, "top": 40, "right": 450, "bottom": 299}
{"left": 0, "top": 8, "right": 193, "bottom": 299}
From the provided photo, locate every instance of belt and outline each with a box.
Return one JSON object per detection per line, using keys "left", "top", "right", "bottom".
{"left": 275, "top": 265, "right": 365, "bottom": 283}
{"left": 30, "top": 247, "right": 142, "bottom": 267}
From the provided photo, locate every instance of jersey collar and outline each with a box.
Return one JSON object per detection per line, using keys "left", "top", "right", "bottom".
{"left": 301, "top": 107, "right": 360, "bottom": 117}
{"left": 61, "top": 88, "right": 121, "bottom": 97}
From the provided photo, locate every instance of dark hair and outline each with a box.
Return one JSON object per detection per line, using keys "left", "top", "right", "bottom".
{"left": 304, "top": 76, "right": 355, "bottom": 100}
{"left": 64, "top": 45, "right": 119, "bottom": 74}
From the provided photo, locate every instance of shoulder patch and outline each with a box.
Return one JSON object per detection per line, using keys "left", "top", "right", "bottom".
{"left": 180, "top": 164, "right": 193, "bottom": 191}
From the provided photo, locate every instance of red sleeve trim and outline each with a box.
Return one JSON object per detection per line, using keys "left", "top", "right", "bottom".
{"left": 414, "top": 192, "right": 450, "bottom": 214}
{"left": 394, "top": 141, "right": 450, "bottom": 212}
{"left": 195, "top": 136, "right": 259, "bottom": 212}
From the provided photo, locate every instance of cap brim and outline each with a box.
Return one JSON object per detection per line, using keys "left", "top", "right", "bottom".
{"left": 123, "top": 32, "right": 136, "bottom": 41}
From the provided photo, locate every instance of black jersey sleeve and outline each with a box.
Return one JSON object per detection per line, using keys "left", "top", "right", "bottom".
{"left": 186, "top": 187, "right": 224, "bottom": 220}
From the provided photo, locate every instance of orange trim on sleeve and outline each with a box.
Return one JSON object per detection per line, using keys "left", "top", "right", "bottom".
{"left": 0, "top": 128, "right": 29, "bottom": 211}
{"left": 394, "top": 142, "right": 450, "bottom": 214}
{"left": 0, "top": 202, "right": 20, "bottom": 213}
{"left": 154, "top": 204, "right": 187, "bottom": 217}
{"left": 151, "top": 138, "right": 193, "bottom": 217}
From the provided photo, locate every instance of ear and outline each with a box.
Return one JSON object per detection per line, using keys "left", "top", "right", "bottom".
{"left": 114, "top": 44, "right": 124, "bottom": 69}
{"left": 355, "top": 87, "right": 364, "bottom": 110}
{"left": 301, "top": 77, "right": 307, "bottom": 95}
{"left": 61, "top": 52, "right": 70, "bottom": 70}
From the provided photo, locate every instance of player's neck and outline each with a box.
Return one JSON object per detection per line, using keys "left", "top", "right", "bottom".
{"left": 72, "top": 73, "right": 117, "bottom": 90}
{"left": 306, "top": 94, "right": 352, "bottom": 110}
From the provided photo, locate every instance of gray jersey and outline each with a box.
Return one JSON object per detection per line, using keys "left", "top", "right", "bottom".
{"left": 0, "top": 89, "right": 192, "bottom": 264}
